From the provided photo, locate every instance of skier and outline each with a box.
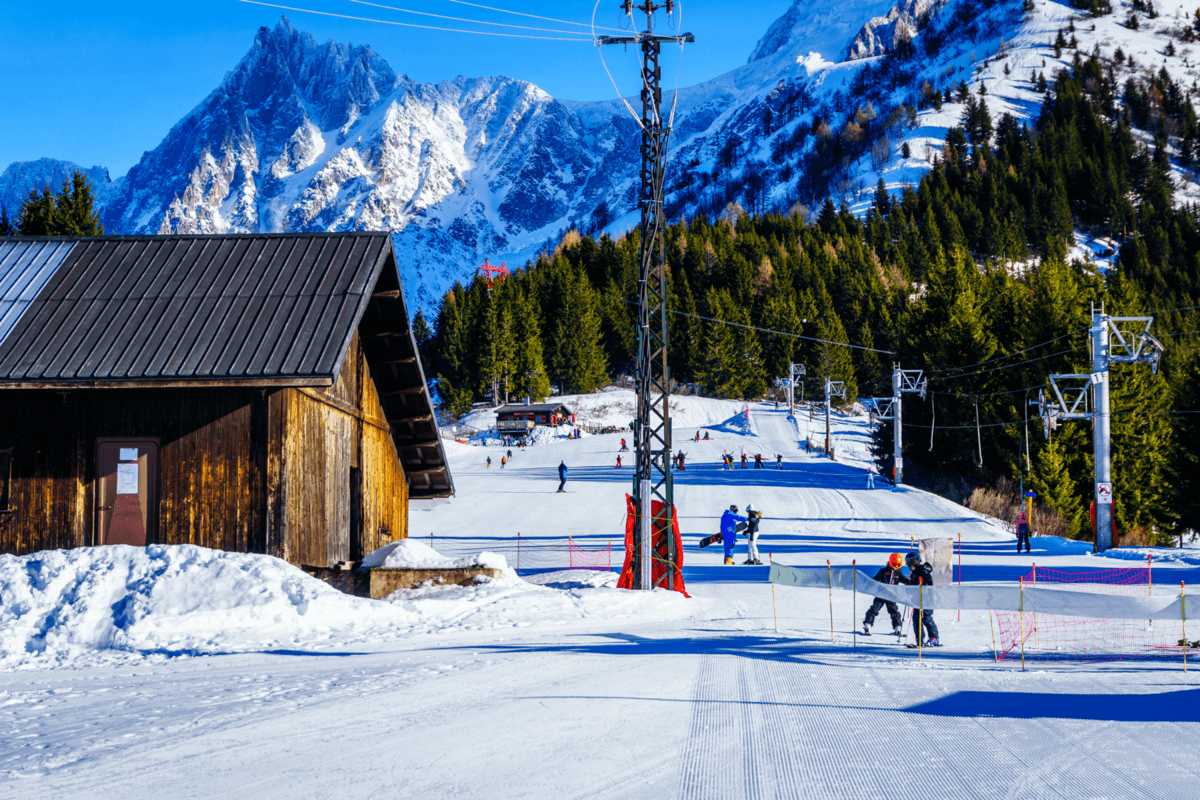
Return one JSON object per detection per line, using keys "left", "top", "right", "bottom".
{"left": 695, "top": 431, "right": 701, "bottom": 442}
{"left": 775, "top": 453, "right": 783, "bottom": 470}
{"left": 742, "top": 505, "right": 764, "bottom": 565}
{"left": 1015, "top": 511, "right": 1032, "bottom": 553}
{"left": 487, "top": 457, "right": 492, "bottom": 468}
{"left": 501, "top": 456, "right": 506, "bottom": 468}
{"left": 615, "top": 454, "right": 622, "bottom": 468}
{"left": 507, "top": 449, "right": 513, "bottom": 460}
{"left": 865, "top": 466, "right": 875, "bottom": 490}
{"left": 719, "top": 505, "right": 748, "bottom": 565}
{"left": 677, "top": 450, "right": 686, "bottom": 471}
{"left": 703, "top": 431, "right": 710, "bottom": 440}
{"left": 557, "top": 460, "right": 568, "bottom": 493}
{"left": 905, "top": 552, "right": 941, "bottom": 646}
{"left": 753, "top": 453, "right": 763, "bottom": 469}
{"left": 862, "top": 553, "right": 907, "bottom": 636}
{"left": 740, "top": 453, "right": 748, "bottom": 469}
{"left": 620, "top": 438, "right": 628, "bottom": 451}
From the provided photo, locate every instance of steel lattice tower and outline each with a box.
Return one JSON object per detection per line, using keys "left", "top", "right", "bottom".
{"left": 600, "top": 2, "right": 692, "bottom": 589}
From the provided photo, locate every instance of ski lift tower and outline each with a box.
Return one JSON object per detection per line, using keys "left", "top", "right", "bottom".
{"left": 599, "top": 2, "right": 693, "bottom": 590}
{"left": 477, "top": 258, "right": 510, "bottom": 290}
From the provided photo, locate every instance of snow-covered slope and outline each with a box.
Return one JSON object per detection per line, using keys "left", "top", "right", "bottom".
{"left": 5, "top": 2, "right": 1198, "bottom": 309}
{"left": 0, "top": 158, "right": 109, "bottom": 218}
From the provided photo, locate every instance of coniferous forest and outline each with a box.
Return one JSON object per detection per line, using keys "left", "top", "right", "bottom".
{"left": 426, "top": 55, "right": 1200, "bottom": 545}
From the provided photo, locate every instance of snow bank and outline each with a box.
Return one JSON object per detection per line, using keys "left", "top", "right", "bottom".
{"left": 0, "top": 545, "right": 415, "bottom": 669}
{"left": 361, "top": 539, "right": 510, "bottom": 572}
{"left": 709, "top": 408, "right": 756, "bottom": 436}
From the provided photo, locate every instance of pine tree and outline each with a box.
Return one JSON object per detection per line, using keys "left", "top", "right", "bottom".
{"left": 0, "top": 206, "right": 14, "bottom": 236}
{"left": 1030, "top": 430, "right": 1087, "bottom": 538}
{"left": 511, "top": 284, "right": 551, "bottom": 402}
{"left": 17, "top": 170, "right": 104, "bottom": 236}
{"left": 697, "top": 288, "right": 741, "bottom": 397}
{"left": 412, "top": 310, "right": 435, "bottom": 374}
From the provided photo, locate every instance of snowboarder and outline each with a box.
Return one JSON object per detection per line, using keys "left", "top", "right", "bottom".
{"left": 557, "top": 460, "right": 568, "bottom": 493}
{"left": 1016, "top": 511, "right": 1032, "bottom": 553}
{"left": 620, "top": 438, "right": 628, "bottom": 451}
{"left": 742, "top": 505, "right": 764, "bottom": 565}
{"left": 703, "top": 431, "right": 710, "bottom": 440}
{"left": 775, "top": 453, "right": 783, "bottom": 470}
{"left": 865, "top": 466, "right": 875, "bottom": 490}
{"left": 740, "top": 453, "right": 748, "bottom": 469}
{"left": 615, "top": 454, "right": 622, "bottom": 468}
{"left": 862, "top": 553, "right": 907, "bottom": 636}
{"left": 719, "top": 504, "right": 748, "bottom": 565}
{"left": 905, "top": 552, "right": 941, "bottom": 646}
{"left": 487, "top": 457, "right": 492, "bottom": 468}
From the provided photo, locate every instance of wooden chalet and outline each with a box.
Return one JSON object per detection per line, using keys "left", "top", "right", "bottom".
{"left": 494, "top": 402, "right": 573, "bottom": 435}
{"left": 0, "top": 233, "right": 453, "bottom": 568}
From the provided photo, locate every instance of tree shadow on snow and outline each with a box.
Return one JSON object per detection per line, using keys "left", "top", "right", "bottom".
{"left": 904, "top": 687, "right": 1200, "bottom": 722}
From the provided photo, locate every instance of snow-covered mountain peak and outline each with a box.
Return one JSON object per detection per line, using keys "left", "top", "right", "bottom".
{"left": 748, "top": 0, "right": 900, "bottom": 64}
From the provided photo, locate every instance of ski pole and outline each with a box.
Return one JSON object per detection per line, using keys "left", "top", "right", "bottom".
{"left": 852, "top": 559, "right": 857, "bottom": 653}
{"left": 1020, "top": 577, "right": 1026, "bottom": 672}
{"left": 1183, "top": 581, "right": 1187, "bottom": 674}
{"left": 989, "top": 608, "right": 997, "bottom": 662}
{"left": 827, "top": 559, "right": 834, "bottom": 644}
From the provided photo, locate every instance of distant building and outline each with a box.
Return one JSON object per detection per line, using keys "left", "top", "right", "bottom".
{"left": 494, "top": 402, "right": 573, "bottom": 435}
{"left": 0, "top": 233, "right": 452, "bottom": 567}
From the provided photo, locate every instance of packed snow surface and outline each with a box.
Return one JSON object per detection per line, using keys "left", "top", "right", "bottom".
{"left": 359, "top": 538, "right": 508, "bottom": 571}
{"left": 4, "top": 396, "right": 1200, "bottom": 797}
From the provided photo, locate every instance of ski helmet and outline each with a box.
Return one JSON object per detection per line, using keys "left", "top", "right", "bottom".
{"left": 888, "top": 553, "right": 903, "bottom": 569}
{"left": 905, "top": 552, "right": 920, "bottom": 567}
{"left": 746, "top": 503, "right": 756, "bottom": 513}
{"left": 729, "top": 504, "right": 738, "bottom": 512}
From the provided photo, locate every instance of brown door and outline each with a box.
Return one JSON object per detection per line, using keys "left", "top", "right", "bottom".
{"left": 97, "top": 440, "right": 158, "bottom": 546}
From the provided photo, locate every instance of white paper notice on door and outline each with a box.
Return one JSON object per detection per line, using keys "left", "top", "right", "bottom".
{"left": 116, "top": 463, "right": 139, "bottom": 495}
{"left": 119, "top": 447, "right": 138, "bottom": 461}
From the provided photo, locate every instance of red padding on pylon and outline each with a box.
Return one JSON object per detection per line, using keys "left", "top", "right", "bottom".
{"left": 617, "top": 494, "right": 689, "bottom": 597}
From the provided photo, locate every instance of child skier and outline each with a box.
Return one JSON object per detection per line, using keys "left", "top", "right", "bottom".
{"left": 740, "top": 453, "right": 748, "bottom": 469}
{"left": 620, "top": 438, "right": 628, "bottom": 451}
{"left": 1015, "top": 511, "right": 1032, "bottom": 553}
{"left": 719, "top": 505, "right": 748, "bottom": 565}
{"left": 775, "top": 454, "right": 783, "bottom": 470}
{"left": 615, "top": 454, "right": 622, "bottom": 468}
{"left": 753, "top": 453, "right": 763, "bottom": 469}
{"left": 742, "top": 505, "right": 764, "bottom": 565}
{"left": 862, "top": 553, "right": 907, "bottom": 636}
{"left": 905, "top": 552, "right": 941, "bottom": 646}
{"left": 865, "top": 466, "right": 875, "bottom": 490}
{"left": 487, "top": 457, "right": 492, "bottom": 468}
{"left": 501, "top": 456, "right": 506, "bottom": 468}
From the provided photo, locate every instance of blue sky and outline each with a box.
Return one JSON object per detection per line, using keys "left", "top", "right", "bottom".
{"left": 0, "top": 1, "right": 790, "bottom": 178}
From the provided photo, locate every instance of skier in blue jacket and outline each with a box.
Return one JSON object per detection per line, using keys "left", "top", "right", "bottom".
{"left": 557, "top": 461, "right": 568, "bottom": 493}
{"left": 720, "top": 505, "right": 748, "bottom": 565}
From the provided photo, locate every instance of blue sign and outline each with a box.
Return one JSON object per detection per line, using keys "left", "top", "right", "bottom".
{"left": 1024, "top": 490, "right": 1036, "bottom": 498}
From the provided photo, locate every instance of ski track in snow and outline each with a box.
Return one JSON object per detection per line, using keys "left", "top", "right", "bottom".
{"left": 3, "top": 401, "right": 1200, "bottom": 798}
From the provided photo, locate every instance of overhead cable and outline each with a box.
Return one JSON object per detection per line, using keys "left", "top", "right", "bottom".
{"left": 443, "top": 0, "right": 625, "bottom": 31}
{"left": 237, "top": 0, "right": 595, "bottom": 40}
{"left": 347, "top": 0, "right": 597, "bottom": 36}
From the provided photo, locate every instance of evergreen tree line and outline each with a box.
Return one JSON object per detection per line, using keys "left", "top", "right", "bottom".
{"left": 429, "top": 54, "right": 1200, "bottom": 544}
{"left": 0, "top": 170, "right": 105, "bottom": 236}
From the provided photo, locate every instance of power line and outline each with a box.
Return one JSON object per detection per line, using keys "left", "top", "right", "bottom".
{"left": 236, "top": 0, "right": 596, "bottom": 40}
{"left": 347, "top": 0, "right": 598, "bottom": 37}
{"left": 928, "top": 346, "right": 1086, "bottom": 384}
{"left": 443, "top": 0, "right": 624, "bottom": 31}
{"left": 925, "top": 328, "right": 1086, "bottom": 375}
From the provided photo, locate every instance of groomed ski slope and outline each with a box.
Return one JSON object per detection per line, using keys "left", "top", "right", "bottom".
{"left": 3, "top": 400, "right": 1200, "bottom": 799}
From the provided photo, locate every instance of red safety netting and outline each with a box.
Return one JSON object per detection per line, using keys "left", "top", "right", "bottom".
{"left": 994, "top": 565, "right": 1189, "bottom": 662}
{"left": 429, "top": 537, "right": 612, "bottom": 574}
{"left": 616, "top": 494, "right": 689, "bottom": 596}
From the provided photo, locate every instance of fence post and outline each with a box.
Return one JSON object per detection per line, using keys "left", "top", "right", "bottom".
{"left": 989, "top": 609, "right": 997, "bottom": 662}
{"left": 852, "top": 559, "right": 857, "bottom": 653}
{"left": 826, "top": 560, "right": 834, "bottom": 644}
{"left": 1020, "top": 577, "right": 1026, "bottom": 672}
{"left": 771, "top": 553, "right": 778, "bottom": 632}
{"left": 1032, "top": 563, "right": 1038, "bottom": 646}
{"left": 608, "top": 541, "right": 612, "bottom": 572}
{"left": 957, "top": 532, "right": 962, "bottom": 622}
{"left": 1149, "top": 554, "right": 1154, "bottom": 630}
{"left": 569, "top": 536, "right": 573, "bottom": 570}
{"left": 918, "top": 578, "right": 923, "bottom": 663}
{"left": 517, "top": 532, "right": 521, "bottom": 571}
{"left": 1183, "top": 581, "right": 1188, "bottom": 674}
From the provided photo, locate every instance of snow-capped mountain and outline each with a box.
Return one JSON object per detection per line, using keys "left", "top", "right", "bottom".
{"left": 3, "top": 1, "right": 1197, "bottom": 308}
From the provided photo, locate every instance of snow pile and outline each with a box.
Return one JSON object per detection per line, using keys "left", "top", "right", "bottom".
{"left": 709, "top": 408, "right": 757, "bottom": 437}
{"left": 361, "top": 539, "right": 511, "bottom": 573}
{"left": 0, "top": 545, "right": 416, "bottom": 669}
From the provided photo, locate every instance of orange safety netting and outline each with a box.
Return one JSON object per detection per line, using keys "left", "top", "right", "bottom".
{"left": 617, "top": 494, "right": 689, "bottom": 597}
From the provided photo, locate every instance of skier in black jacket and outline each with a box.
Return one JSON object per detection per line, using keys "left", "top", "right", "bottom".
{"left": 862, "top": 553, "right": 907, "bottom": 635}
{"left": 905, "top": 552, "right": 941, "bottom": 645}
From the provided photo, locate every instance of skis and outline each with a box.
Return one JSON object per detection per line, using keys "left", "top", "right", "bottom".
{"left": 905, "top": 641, "right": 943, "bottom": 649}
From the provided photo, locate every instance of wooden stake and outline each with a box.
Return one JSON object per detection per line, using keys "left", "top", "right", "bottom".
{"left": 1020, "top": 577, "right": 1026, "bottom": 672}
{"left": 957, "top": 533, "right": 962, "bottom": 622}
{"left": 852, "top": 559, "right": 857, "bottom": 652}
{"left": 989, "top": 608, "right": 998, "bottom": 662}
{"left": 1183, "top": 581, "right": 1188, "bottom": 674}
{"left": 827, "top": 560, "right": 834, "bottom": 644}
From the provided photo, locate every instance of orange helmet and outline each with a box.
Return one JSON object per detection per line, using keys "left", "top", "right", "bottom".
{"left": 888, "top": 553, "right": 903, "bottom": 569}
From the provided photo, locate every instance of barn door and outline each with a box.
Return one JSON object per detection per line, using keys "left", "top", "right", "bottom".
{"left": 97, "top": 440, "right": 158, "bottom": 546}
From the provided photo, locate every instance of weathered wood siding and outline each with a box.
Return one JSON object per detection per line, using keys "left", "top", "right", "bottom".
{"left": 279, "top": 333, "right": 407, "bottom": 567}
{"left": 0, "top": 388, "right": 266, "bottom": 556}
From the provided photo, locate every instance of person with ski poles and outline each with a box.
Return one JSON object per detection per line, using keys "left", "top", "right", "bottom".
{"left": 742, "top": 504, "right": 764, "bottom": 565}
{"left": 753, "top": 453, "right": 763, "bottom": 469}
{"left": 740, "top": 453, "right": 748, "bottom": 469}
{"left": 615, "top": 454, "right": 622, "bottom": 468}
{"left": 719, "top": 504, "right": 748, "bottom": 565}
{"left": 865, "top": 466, "right": 876, "bottom": 490}
{"left": 862, "top": 553, "right": 907, "bottom": 636}
{"left": 557, "top": 460, "right": 568, "bottom": 493}
{"left": 905, "top": 552, "right": 941, "bottom": 646}
{"left": 775, "top": 453, "right": 783, "bottom": 470}
{"left": 1015, "top": 511, "right": 1032, "bottom": 553}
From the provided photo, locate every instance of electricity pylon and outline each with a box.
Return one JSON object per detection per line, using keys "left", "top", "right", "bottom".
{"left": 1042, "top": 308, "right": 1163, "bottom": 552}
{"left": 824, "top": 379, "right": 846, "bottom": 458}
{"left": 599, "top": 2, "right": 693, "bottom": 590}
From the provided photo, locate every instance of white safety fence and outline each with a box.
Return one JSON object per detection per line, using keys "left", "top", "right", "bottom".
{"left": 768, "top": 563, "right": 1199, "bottom": 622}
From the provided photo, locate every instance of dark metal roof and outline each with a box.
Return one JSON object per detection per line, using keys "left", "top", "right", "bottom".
{"left": 0, "top": 233, "right": 453, "bottom": 500}
{"left": 0, "top": 234, "right": 390, "bottom": 386}
{"left": 495, "top": 402, "right": 573, "bottom": 415}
